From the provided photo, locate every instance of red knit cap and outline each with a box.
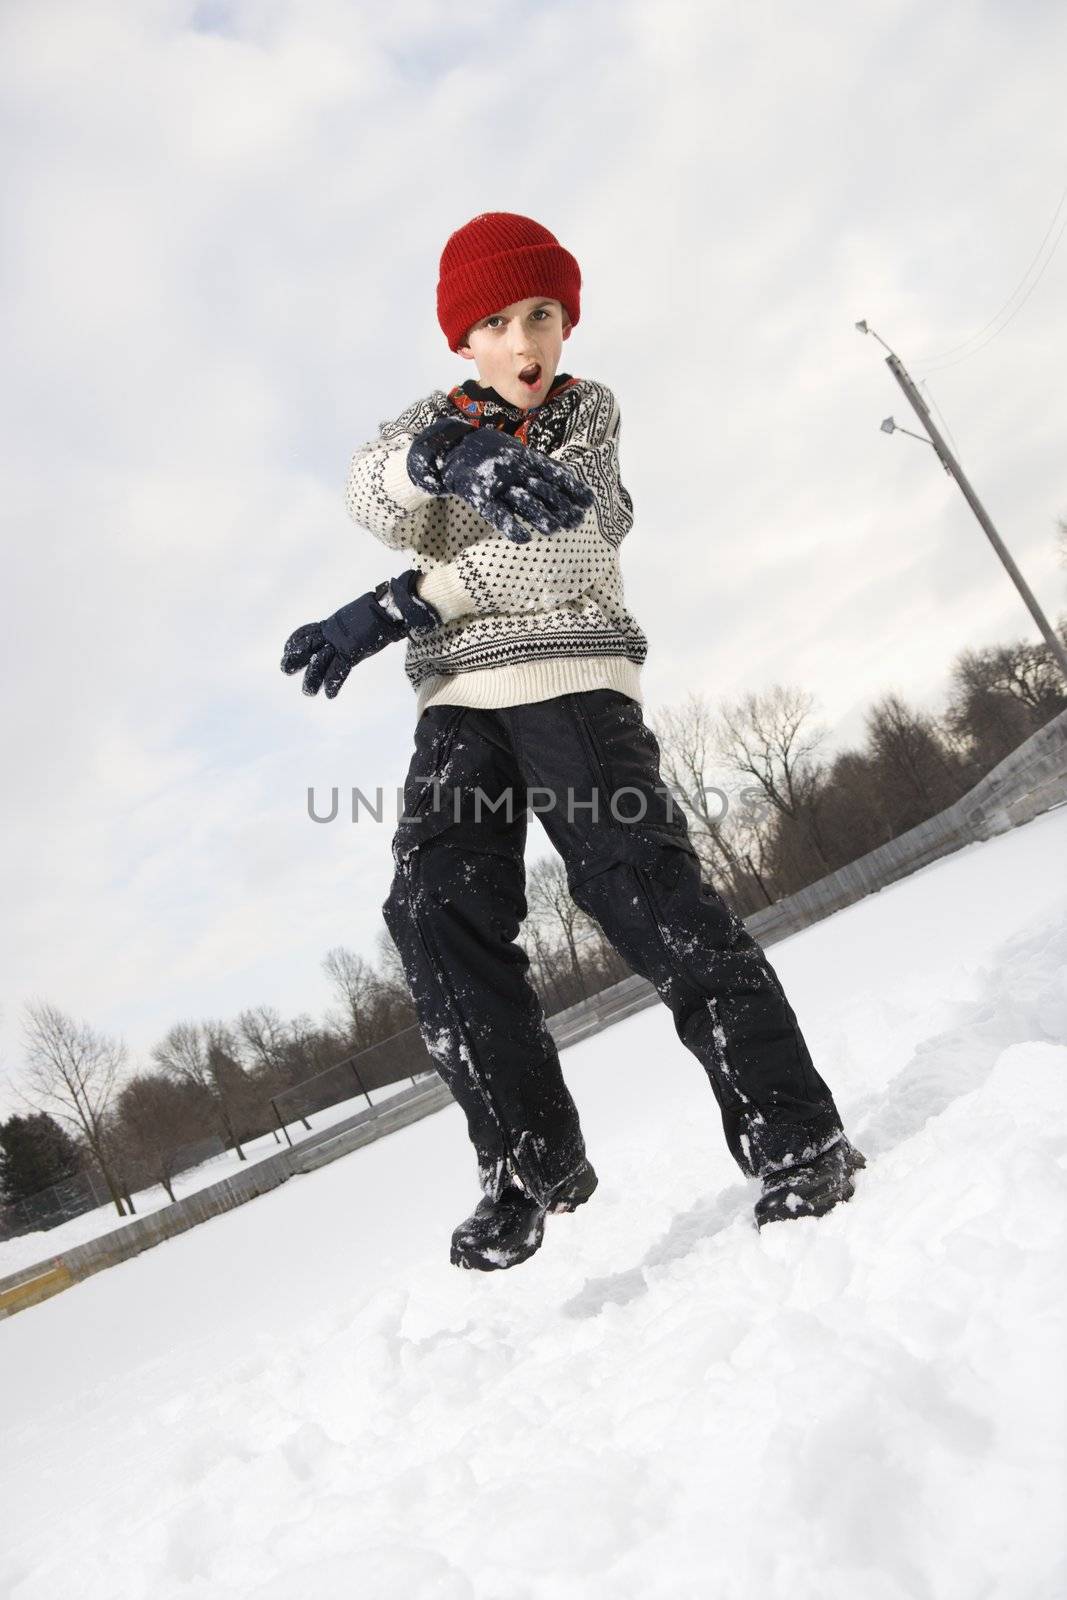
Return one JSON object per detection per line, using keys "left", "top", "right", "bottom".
{"left": 436, "top": 212, "right": 581, "bottom": 353}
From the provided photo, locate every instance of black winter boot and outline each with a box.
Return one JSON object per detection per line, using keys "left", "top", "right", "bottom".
{"left": 546, "top": 1156, "right": 599, "bottom": 1214}
{"left": 450, "top": 1158, "right": 599, "bottom": 1272}
{"left": 754, "top": 1137, "right": 866, "bottom": 1229}
{"left": 451, "top": 1184, "right": 546, "bottom": 1271}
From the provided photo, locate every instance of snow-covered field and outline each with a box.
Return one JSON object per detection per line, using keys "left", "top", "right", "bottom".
{"left": 2, "top": 810, "right": 1065, "bottom": 1600}
{"left": 0, "top": 1076, "right": 421, "bottom": 1276}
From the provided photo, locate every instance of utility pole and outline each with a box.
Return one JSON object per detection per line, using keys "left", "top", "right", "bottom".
{"left": 856, "top": 321, "right": 1067, "bottom": 685}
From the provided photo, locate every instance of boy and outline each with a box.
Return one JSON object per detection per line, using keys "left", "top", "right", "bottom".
{"left": 281, "top": 211, "right": 864, "bottom": 1272}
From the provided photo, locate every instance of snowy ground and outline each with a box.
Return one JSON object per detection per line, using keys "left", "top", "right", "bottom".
{"left": 2, "top": 809, "right": 1065, "bottom": 1600}
{"left": 0, "top": 1076, "right": 422, "bottom": 1276}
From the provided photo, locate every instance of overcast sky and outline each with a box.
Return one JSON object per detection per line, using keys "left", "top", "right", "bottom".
{"left": 2, "top": 0, "right": 1064, "bottom": 1116}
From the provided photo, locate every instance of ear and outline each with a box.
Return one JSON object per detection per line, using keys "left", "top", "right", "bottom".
{"left": 456, "top": 344, "right": 476, "bottom": 362}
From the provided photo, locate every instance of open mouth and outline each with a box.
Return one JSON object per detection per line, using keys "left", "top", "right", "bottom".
{"left": 518, "top": 363, "right": 542, "bottom": 389}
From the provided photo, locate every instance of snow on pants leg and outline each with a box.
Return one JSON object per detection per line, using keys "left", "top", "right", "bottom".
{"left": 382, "top": 705, "right": 590, "bottom": 1207}
{"left": 508, "top": 690, "right": 846, "bottom": 1179}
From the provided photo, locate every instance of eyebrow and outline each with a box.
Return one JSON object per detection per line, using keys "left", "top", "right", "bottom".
{"left": 479, "top": 301, "right": 556, "bottom": 322}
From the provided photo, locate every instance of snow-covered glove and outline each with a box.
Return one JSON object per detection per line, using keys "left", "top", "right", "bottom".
{"left": 407, "top": 417, "right": 594, "bottom": 545}
{"left": 406, "top": 415, "right": 478, "bottom": 494}
{"left": 280, "top": 570, "right": 442, "bottom": 699}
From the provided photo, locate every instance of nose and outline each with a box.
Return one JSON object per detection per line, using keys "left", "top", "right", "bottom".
{"left": 508, "top": 321, "right": 536, "bottom": 357}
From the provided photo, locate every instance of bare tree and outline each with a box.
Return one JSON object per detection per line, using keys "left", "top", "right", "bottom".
{"left": 235, "top": 1005, "right": 289, "bottom": 1078}
{"left": 814, "top": 747, "right": 894, "bottom": 869}
{"left": 526, "top": 856, "right": 593, "bottom": 1000}
{"left": 369, "top": 930, "right": 419, "bottom": 1033}
{"left": 963, "top": 626, "right": 1065, "bottom": 718}
{"left": 716, "top": 685, "right": 832, "bottom": 873}
{"left": 113, "top": 1073, "right": 208, "bottom": 1203}
{"left": 152, "top": 1020, "right": 250, "bottom": 1161}
{"left": 651, "top": 692, "right": 751, "bottom": 895}
{"left": 373, "top": 925, "right": 409, "bottom": 992}
{"left": 864, "top": 692, "right": 965, "bottom": 830}
{"left": 945, "top": 623, "right": 1067, "bottom": 775}
{"left": 279, "top": 1012, "right": 347, "bottom": 1086}
{"left": 369, "top": 931, "right": 420, "bottom": 1037}
{"left": 234, "top": 1005, "right": 300, "bottom": 1139}
{"left": 322, "top": 947, "right": 385, "bottom": 1053}
{"left": 205, "top": 1019, "right": 264, "bottom": 1148}
{"left": 18, "top": 1001, "right": 129, "bottom": 1217}
{"left": 520, "top": 917, "right": 570, "bottom": 1012}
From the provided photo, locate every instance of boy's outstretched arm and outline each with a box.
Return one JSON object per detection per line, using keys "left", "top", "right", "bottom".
{"left": 343, "top": 394, "right": 456, "bottom": 554}
{"left": 280, "top": 570, "right": 440, "bottom": 699}
{"left": 416, "top": 382, "right": 634, "bottom": 621}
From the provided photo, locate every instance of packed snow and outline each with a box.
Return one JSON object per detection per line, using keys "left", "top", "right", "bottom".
{"left": 1, "top": 809, "right": 1065, "bottom": 1600}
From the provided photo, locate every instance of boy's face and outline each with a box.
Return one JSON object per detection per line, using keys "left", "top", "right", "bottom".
{"left": 457, "top": 296, "right": 572, "bottom": 411}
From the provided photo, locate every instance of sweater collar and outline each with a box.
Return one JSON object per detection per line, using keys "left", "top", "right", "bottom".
{"left": 450, "top": 371, "right": 577, "bottom": 425}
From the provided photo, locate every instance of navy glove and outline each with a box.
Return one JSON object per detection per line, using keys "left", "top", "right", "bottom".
{"left": 280, "top": 570, "right": 441, "bottom": 699}
{"left": 407, "top": 416, "right": 595, "bottom": 545}
{"left": 406, "top": 415, "right": 478, "bottom": 493}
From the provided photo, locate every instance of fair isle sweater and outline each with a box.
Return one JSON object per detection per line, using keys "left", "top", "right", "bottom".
{"left": 343, "top": 373, "right": 647, "bottom": 720}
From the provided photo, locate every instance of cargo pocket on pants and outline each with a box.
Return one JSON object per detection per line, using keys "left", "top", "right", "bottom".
{"left": 566, "top": 827, "right": 698, "bottom": 909}
{"left": 391, "top": 707, "right": 468, "bottom": 868}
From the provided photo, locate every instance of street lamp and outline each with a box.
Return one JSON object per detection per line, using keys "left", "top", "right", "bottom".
{"left": 880, "top": 415, "right": 938, "bottom": 450}
{"left": 857, "top": 320, "right": 1067, "bottom": 684}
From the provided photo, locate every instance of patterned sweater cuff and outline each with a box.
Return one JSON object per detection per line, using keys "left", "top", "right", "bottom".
{"left": 381, "top": 446, "right": 438, "bottom": 514}
{"left": 417, "top": 563, "right": 476, "bottom": 623}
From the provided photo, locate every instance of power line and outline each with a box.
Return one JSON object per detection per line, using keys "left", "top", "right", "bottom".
{"left": 914, "top": 179, "right": 1067, "bottom": 372}
{"left": 921, "top": 210, "right": 1067, "bottom": 374}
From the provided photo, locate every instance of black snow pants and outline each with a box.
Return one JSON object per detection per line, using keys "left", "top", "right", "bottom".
{"left": 382, "top": 688, "right": 845, "bottom": 1207}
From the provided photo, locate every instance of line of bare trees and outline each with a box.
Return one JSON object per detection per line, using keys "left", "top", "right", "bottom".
{"left": 1, "top": 932, "right": 422, "bottom": 1233}
{"left": 3, "top": 612, "right": 1063, "bottom": 1235}
{"left": 650, "top": 614, "right": 1067, "bottom": 914}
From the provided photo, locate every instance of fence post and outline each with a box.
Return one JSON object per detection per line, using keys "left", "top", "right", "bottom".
{"left": 271, "top": 1098, "right": 293, "bottom": 1149}
{"left": 350, "top": 1062, "right": 374, "bottom": 1111}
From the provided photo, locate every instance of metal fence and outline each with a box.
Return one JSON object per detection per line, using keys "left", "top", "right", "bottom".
{"left": 0, "top": 1166, "right": 112, "bottom": 1240}
{"left": 270, "top": 1025, "right": 438, "bottom": 1145}
{"left": 0, "top": 1132, "right": 227, "bottom": 1242}
{"left": 0, "top": 1027, "right": 440, "bottom": 1243}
